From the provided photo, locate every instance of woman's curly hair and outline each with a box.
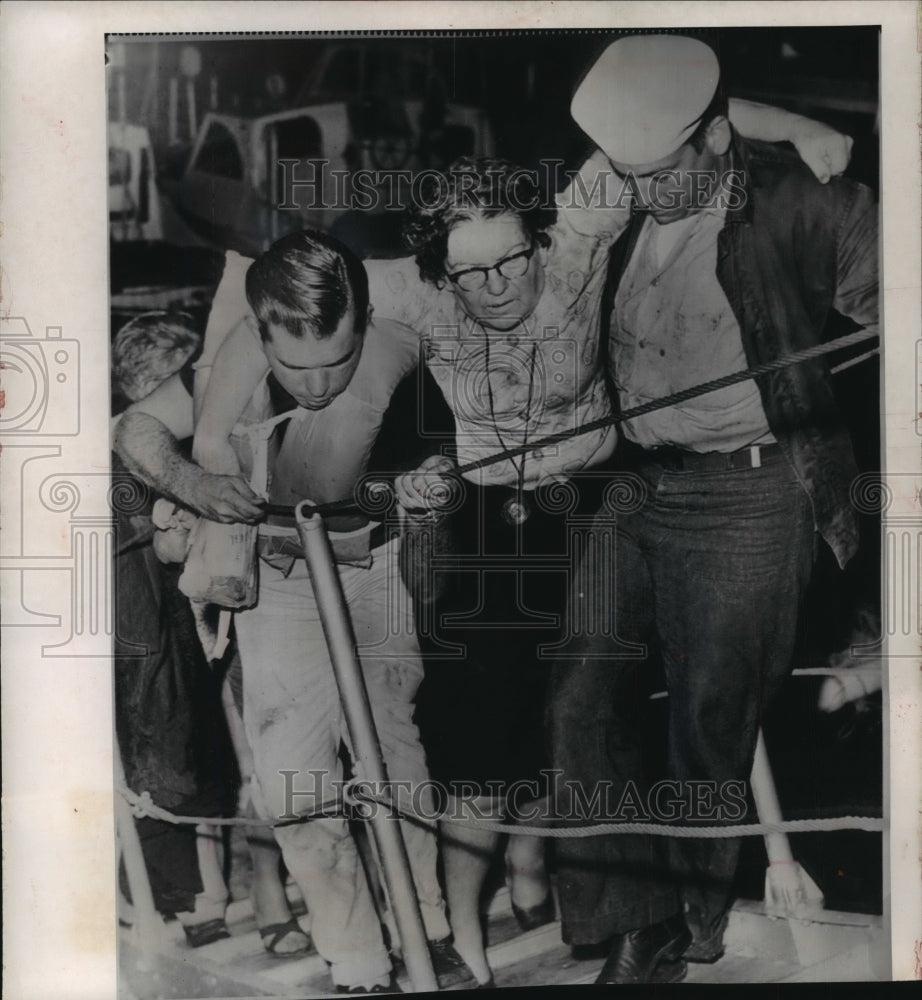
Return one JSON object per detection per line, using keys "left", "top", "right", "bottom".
{"left": 403, "top": 157, "right": 557, "bottom": 287}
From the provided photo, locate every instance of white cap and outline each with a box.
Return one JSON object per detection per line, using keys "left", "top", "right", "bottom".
{"left": 571, "top": 35, "right": 720, "bottom": 166}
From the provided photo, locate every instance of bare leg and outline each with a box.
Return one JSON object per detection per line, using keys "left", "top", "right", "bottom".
{"left": 506, "top": 795, "right": 551, "bottom": 910}
{"left": 175, "top": 822, "right": 228, "bottom": 928}
{"left": 245, "top": 820, "right": 309, "bottom": 952}
{"left": 506, "top": 835, "right": 550, "bottom": 910}
{"left": 440, "top": 794, "right": 502, "bottom": 985}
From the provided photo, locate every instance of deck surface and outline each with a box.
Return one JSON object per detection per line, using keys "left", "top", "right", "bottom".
{"left": 118, "top": 878, "right": 885, "bottom": 998}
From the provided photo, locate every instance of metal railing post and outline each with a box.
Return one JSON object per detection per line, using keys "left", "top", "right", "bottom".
{"left": 114, "top": 740, "right": 164, "bottom": 950}
{"left": 295, "top": 502, "right": 438, "bottom": 993}
{"left": 751, "top": 727, "right": 825, "bottom": 918}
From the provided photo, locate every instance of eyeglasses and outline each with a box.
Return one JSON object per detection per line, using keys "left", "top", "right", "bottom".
{"left": 446, "top": 243, "right": 537, "bottom": 292}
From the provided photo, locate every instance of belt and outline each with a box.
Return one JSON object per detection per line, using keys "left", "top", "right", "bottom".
{"left": 624, "top": 441, "right": 783, "bottom": 473}
{"left": 258, "top": 519, "right": 389, "bottom": 564}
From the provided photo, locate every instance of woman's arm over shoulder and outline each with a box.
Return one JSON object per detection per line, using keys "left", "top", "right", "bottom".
{"left": 365, "top": 255, "right": 439, "bottom": 332}
{"left": 554, "top": 150, "right": 632, "bottom": 241}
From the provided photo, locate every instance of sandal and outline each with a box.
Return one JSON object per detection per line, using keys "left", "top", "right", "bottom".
{"left": 259, "top": 918, "right": 312, "bottom": 958}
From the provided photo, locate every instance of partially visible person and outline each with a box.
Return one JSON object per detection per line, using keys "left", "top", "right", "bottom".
{"left": 549, "top": 33, "right": 878, "bottom": 984}
{"left": 112, "top": 313, "right": 199, "bottom": 409}
{"left": 817, "top": 606, "right": 883, "bottom": 714}
{"left": 112, "top": 312, "right": 234, "bottom": 946}
{"left": 112, "top": 313, "right": 310, "bottom": 957}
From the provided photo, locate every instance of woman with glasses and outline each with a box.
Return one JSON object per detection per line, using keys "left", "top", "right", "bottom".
{"left": 373, "top": 157, "right": 618, "bottom": 986}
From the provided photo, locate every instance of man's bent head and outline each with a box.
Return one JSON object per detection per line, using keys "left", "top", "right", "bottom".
{"left": 571, "top": 34, "right": 732, "bottom": 223}
{"left": 246, "top": 230, "right": 369, "bottom": 409}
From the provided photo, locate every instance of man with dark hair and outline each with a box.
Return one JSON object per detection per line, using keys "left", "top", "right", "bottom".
{"left": 550, "top": 33, "right": 878, "bottom": 984}
{"left": 245, "top": 228, "right": 371, "bottom": 340}
{"left": 116, "top": 230, "right": 470, "bottom": 994}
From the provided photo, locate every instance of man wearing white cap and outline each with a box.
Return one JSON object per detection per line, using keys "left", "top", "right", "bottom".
{"left": 550, "top": 33, "right": 878, "bottom": 984}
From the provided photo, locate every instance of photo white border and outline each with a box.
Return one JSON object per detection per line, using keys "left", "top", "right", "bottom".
{"left": 1, "top": 3, "right": 918, "bottom": 996}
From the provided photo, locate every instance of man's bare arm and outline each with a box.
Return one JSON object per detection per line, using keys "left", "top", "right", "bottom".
{"left": 112, "top": 373, "right": 265, "bottom": 524}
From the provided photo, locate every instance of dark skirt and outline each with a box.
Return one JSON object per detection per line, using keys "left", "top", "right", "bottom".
{"left": 114, "top": 471, "right": 236, "bottom": 915}
{"left": 413, "top": 474, "right": 604, "bottom": 803}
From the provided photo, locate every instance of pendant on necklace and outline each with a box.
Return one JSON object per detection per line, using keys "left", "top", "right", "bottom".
{"left": 501, "top": 495, "right": 531, "bottom": 526}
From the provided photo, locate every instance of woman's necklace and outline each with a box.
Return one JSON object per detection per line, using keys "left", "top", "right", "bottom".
{"left": 484, "top": 334, "right": 539, "bottom": 526}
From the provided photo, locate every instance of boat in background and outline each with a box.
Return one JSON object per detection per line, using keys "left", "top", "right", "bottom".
{"left": 156, "top": 41, "right": 494, "bottom": 258}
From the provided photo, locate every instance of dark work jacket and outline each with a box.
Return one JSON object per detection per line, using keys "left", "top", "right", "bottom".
{"left": 606, "top": 133, "right": 878, "bottom": 568}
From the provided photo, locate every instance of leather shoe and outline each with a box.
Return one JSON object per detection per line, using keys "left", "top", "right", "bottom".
{"left": 511, "top": 893, "right": 555, "bottom": 932}
{"left": 684, "top": 910, "right": 729, "bottom": 963}
{"left": 427, "top": 938, "right": 479, "bottom": 989}
{"left": 182, "top": 917, "right": 231, "bottom": 949}
{"left": 594, "top": 913, "right": 691, "bottom": 985}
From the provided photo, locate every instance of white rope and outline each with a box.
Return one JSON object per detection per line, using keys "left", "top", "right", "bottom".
{"left": 348, "top": 786, "right": 884, "bottom": 839}
{"left": 117, "top": 782, "right": 884, "bottom": 839}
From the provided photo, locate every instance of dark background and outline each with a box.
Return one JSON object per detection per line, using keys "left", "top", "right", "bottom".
{"left": 110, "top": 27, "right": 880, "bottom": 189}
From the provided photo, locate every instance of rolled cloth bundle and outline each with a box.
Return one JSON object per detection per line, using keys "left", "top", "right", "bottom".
{"left": 178, "top": 517, "right": 258, "bottom": 609}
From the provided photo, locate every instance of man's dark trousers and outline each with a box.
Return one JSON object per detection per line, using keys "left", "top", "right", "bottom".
{"left": 550, "top": 448, "right": 814, "bottom": 946}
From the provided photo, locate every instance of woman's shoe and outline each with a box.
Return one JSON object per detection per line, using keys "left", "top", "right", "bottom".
{"left": 511, "top": 892, "right": 555, "bottom": 932}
